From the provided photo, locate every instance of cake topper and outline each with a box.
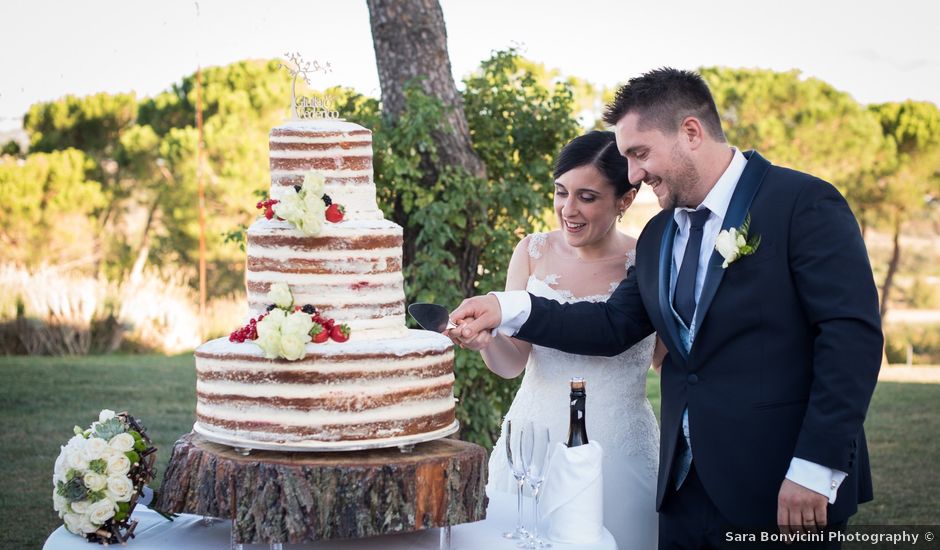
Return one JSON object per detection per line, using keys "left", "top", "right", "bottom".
{"left": 281, "top": 52, "right": 342, "bottom": 120}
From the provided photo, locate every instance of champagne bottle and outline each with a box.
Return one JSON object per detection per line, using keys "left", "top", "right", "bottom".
{"left": 566, "top": 377, "right": 588, "bottom": 447}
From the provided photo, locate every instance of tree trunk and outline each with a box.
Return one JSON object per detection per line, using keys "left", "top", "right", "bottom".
{"left": 880, "top": 213, "right": 902, "bottom": 319}
{"left": 154, "top": 433, "right": 488, "bottom": 544}
{"left": 367, "top": 0, "right": 486, "bottom": 181}
{"left": 367, "top": 0, "right": 488, "bottom": 294}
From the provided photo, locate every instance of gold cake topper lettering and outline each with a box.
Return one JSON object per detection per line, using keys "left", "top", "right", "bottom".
{"left": 281, "top": 52, "right": 342, "bottom": 120}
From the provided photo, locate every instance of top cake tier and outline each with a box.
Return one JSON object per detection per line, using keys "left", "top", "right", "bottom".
{"left": 269, "top": 119, "right": 383, "bottom": 221}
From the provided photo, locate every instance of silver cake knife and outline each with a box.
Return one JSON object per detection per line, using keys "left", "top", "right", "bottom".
{"left": 407, "top": 303, "right": 457, "bottom": 333}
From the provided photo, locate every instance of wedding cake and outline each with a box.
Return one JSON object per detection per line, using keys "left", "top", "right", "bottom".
{"left": 193, "top": 119, "right": 457, "bottom": 448}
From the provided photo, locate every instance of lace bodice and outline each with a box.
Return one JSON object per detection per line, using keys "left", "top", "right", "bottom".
{"left": 487, "top": 231, "right": 661, "bottom": 549}
{"left": 489, "top": 232, "right": 659, "bottom": 487}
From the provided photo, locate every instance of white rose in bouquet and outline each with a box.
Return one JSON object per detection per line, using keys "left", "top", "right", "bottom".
{"left": 88, "top": 498, "right": 117, "bottom": 526}
{"left": 80, "top": 512, "right": 100, "bottom": 533}
{"left": 267, "top": 282, "right": 294, "bottom": 309}
{"left": 107, "top": 475, "right": 135, "bottom": 503}
{"left": 54, "top": 449, "right": 68, "bottom": 484}
{"left": 65, "top": 443, "right": 89, "bottom": 472}
{"left": 63, "top": 513, "right": 84, "bottom": 534}
{"left": 108, "top": 433, "right": 135, "bottom": 453}
{"left": 106, "top": 453, "right": 131, "bottom": 476}
{"left": 70, "top": 499, "right": 90, "bottom": 514}
{"left": 83, "top": 437, "right": 110, "bottom": 461}
{"left": 84, "top": 472, "right": 107, "bottom": 492}
{"left": 52, "top": 489, "right": 69, "bottom": 514}
{"left": 98, "top": 409, "right": 116, "bottom": 423}
{"left": 302, "top": 171, "right": 325, "bottom": 197}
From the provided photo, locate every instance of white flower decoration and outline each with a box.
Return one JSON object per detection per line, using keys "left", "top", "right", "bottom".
{"left": 88, "top": 498, "right": 117, "bottom": 526}
{"left": 108, "top": 433, "right": 135, "bottom": 453}
{"left": 714, "top": 214, "right": 760, "bottom": 269}
{"left": 106, "top": 475, "right": 135, "bottom": 503}
{"left": 83, "top": 472, "right": 107, "bottom": 492}
{"left": 267, "top": 282, "right": 293, "bottom": 309}
{"left": 302, "top": 171, "right": 326, "bottom": 197}
{"left": 106, "top": 453, "right": 131, "bottom": 476}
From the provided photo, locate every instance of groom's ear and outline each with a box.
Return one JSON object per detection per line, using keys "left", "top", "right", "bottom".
{"left": 680, "top": 116, "right": 707, "bottom": 150}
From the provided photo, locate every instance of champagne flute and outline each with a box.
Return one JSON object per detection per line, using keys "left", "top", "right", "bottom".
{"left": 502, "top": 418, "right": 529, "bottom": 540}
{"left": 518, "top": 422, "right": 552, "bottom": 549}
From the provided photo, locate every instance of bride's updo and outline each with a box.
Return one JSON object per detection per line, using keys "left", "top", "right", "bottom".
{"left": 553, "top": 131, "right": 639, "bottom": 196}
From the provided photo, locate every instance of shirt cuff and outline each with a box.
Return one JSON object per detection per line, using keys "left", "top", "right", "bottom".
{"left": 785, "top": 457, "right": 848, "bottom": 504}
{"left": 488, "top": 291, "right": 532, "bottom": 337}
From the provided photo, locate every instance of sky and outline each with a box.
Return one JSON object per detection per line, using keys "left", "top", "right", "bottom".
{"left": 1, "top": 0, "right": 938, "bottom": 132}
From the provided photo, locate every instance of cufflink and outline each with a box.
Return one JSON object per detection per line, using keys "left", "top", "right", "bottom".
{"left": 831, "top": 480, "right": 838, "bottom": 489}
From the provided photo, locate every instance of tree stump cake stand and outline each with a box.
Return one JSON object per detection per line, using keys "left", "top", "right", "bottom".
{"left": 154, "top": 432, "right": 489, "bottom": 546}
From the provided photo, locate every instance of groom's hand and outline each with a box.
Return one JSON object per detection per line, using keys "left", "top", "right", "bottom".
{"left": 777, "top": 479, "right": 828, "bottom": 540}
{"left": 448, "top": 295, "right": 502, "bottom": 346}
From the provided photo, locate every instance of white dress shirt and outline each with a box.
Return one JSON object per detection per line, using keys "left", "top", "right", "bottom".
{"left": 492, "top": 147, "right": 846, "bottom": 503}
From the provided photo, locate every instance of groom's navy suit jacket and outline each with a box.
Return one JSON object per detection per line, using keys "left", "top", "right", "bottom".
{"left": 516, "top": 151, "right": 882, "bottom": 526}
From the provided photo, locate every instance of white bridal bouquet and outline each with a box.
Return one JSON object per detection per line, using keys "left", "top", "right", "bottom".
{"left": 53, "top": 409, "right": 159, "bottom": 544}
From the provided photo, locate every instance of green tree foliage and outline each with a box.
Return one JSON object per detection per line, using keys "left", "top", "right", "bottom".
{"left": 0, "top": 149, "right": 105, "bottom": 266}
{"left": 356, "top": 49, "right": 580, "bottom": 445}
{"left": 700, "top": 67, "right": 892, "bottom": 208}
{"left": 866, "top": 100, "right": 940, "bottom": 316}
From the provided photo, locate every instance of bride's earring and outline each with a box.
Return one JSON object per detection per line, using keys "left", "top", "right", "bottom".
{"left": 618, "top": 210, "right": 625, "bottom": 222}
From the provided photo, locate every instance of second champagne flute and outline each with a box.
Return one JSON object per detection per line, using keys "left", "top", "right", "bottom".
{"left": 518, "top": 422, "right": 552, "bottom": 549}
{"left": 502, "top": 418, "right": 528, "bottom": 540}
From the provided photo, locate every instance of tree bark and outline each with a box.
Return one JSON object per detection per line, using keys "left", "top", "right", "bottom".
{"left": 367, "top": 0, "right": 488, "bottom": 292}
{"left": 154, "top": 433, "right": 488, "bottom": 544}
{"left": 367, "top": 0, "right": 486, "bottom": 181}
{"left": 880, "top": 213, "right": 902, "bottom": 319}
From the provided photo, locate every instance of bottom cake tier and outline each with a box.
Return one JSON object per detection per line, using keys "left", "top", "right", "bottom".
{"left": 193, "top": 329, "right": 455, "bottom": 447}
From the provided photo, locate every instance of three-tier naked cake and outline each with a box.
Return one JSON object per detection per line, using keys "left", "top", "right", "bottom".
{"left": 193, "top": 119, "right": 457, "bottom": 449}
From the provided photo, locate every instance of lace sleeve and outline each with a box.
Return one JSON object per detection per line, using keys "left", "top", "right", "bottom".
{"left": 528, "top": 232, "right": 549, "bottom": 259}
{"left": 624, "top": 248, "right": 637, "bottom": 271}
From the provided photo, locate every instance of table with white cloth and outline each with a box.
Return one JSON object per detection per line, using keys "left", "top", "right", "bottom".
{"left": 43, "top": 491, "right": 617, "bottom": 550}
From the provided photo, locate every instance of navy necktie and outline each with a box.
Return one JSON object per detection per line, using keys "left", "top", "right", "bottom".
{"left": 673, "top": 208, "right": 711, "bottom": 328}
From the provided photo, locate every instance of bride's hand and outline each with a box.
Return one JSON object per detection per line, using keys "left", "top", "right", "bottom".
{"left": 452, "top": 321, "right": 494, "bottom": 351}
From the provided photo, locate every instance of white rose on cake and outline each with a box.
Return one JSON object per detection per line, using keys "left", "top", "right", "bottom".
{"left": 273, "top": 189, "right": 304, "bottom": 223}
{"left": 279, "top": 311, "right": 315, "bottom": 360}
{"left": 255, "top": 309, "right": 287, "bottom": 359}
{"left": 300, "top": 191, "right": 326, "bottom": 235}
{"left": 302, "top": 171, "right": 326, "bottom": 197}
{"left": 267, "top": 282, "right": 293, "bottom": 309}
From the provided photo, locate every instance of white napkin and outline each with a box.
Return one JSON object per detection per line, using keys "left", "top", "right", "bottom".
{"left": 539, "top": 441, "right": 604, "bottom": 544}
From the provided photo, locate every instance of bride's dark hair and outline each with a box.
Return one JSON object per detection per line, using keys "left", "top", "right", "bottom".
{"left": 553, "top": 131, "right": 639, "bottom": 197}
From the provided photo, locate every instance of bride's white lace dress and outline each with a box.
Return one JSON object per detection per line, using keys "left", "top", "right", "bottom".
{"left": 487, "top": 232, "right": 659, "bottom": 550}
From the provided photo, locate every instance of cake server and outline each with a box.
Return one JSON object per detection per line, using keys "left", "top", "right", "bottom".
{"left": 408, "top": 302, "right": 457, "bottom": 333}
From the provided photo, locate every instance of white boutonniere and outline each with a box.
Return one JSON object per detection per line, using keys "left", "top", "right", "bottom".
{"left": 714, "top": 214, "right": 761, "bottom": 268}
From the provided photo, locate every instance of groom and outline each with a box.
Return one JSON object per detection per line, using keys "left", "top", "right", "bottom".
{"left": 451, "top": 68, "right": 882, "bottom": 548}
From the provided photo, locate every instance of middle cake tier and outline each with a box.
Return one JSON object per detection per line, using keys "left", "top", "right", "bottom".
{"left": 246, "top": 217, "right": 407, "bottom": 339}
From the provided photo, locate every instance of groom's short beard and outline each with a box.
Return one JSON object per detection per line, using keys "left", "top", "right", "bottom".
{"left": 662, "top": 143, "right": 700, "bottom": 209}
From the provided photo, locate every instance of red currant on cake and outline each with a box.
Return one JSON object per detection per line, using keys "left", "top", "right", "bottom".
{"left": 325, "top": 204, "right": 345, "bottom": 223}
{"left": 330, "top": 323, "right": 351, "bottom": 343}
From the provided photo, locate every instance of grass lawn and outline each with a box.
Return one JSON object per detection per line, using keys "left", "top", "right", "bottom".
{"left": 1, "top": 356, "right": 937, "bottom": 548}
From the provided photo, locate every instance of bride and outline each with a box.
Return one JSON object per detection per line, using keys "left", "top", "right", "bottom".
{"left": 458, "top": 131, "right": 662, "bottom": 549}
